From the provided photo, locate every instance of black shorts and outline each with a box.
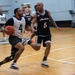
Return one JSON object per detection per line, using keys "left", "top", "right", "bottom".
{"left": 36, "top": 35, "right": 51, "bottom": 47}
{"left": 9, "top": 36, "right": 22, "bottom": 47}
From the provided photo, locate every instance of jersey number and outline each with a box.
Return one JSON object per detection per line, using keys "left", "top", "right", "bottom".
{"left": 19, "top": 24, "right": 22, "bottom": 32}
{"left": 43, "top": 22, "right": 47, "bottom": 28}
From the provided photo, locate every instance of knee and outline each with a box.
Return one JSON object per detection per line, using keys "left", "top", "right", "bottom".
{"left": 20, "top": 47, "right": 24, "bottom": 52}
{"left": 46, "top": 43, "right": 51, "bottom": 49}
{"left": 18, "top": 47, "right": 24, "bottom": 54}
{"left": 5, "top": 56, "right": 14, "bottom": 62}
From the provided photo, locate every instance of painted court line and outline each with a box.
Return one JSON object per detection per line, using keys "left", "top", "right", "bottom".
{"left": 20, "top": 46, "right": 75, "bottom": 65}
{"left": 3, "top": 46, "right": 75, "bottom": 68}
{"left": 20, "top": 46, "right": 75, "bottom": 60}
{"left": 51, "top": 46, "right": 75, "bottom": 52}
{"left": 20, "top": 51, "right": 43, "bottom": 59}
{"left": 59, "top": 56, "right": 75, "bottom": 61}
{"left": 48, "top": 57, "right": 75, "bottom": 65}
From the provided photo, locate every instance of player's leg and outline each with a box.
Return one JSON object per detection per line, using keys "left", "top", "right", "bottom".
{"left": 0, "top": 47, "right": 18, "bottom": 66}
{"left": 22, "top": 36, "right": 41, "bottom": 50}
{"left": 9, "top": 36, "right": 24, "bottom": 70}
{"left": 41, "top": 35, "right": 51, "bottom": 67}
{"left": 30, "top": 35, "right": 43, "bottom": 50}
{"left": 3, "top": 31, "right": 7, "bottom": 40}
{"left": 10, "top": 44, "right": 24, "bottom": 70}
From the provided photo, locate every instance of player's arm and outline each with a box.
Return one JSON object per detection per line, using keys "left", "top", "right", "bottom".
{"left": 31, "top": 14, "right": 37, "bottom": 33}
{"left": 48, "top": 11, "right": 62, "bottom": 31}
{"left": 47, "top": 11, "right": 58, "bottom": 27}
{"left": 2, "top": 18, "right": 14, "bottom": 32}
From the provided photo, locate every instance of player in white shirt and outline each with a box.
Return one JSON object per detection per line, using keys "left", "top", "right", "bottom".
{"left": 0, "top": 8, "right": 31, "bottom": 70}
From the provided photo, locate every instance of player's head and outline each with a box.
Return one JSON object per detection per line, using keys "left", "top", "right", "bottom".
{"left": 36, "top": 1, "right": 44, "bottom": 12}
{"left": 24, "top": 7, "right": 30, "bottom": 14}
{"left": 14, "top": 8, "right": 23, "bottom": 18}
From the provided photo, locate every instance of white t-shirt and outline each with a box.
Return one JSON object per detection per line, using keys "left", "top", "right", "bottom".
{"left": 12, "top": 17, "right": 26, "bottom": 38}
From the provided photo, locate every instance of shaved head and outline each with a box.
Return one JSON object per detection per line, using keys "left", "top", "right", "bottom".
{"left": 36, "top": 1, "right": 43, "bottom": 6}
{"left": 36, "top": 1, "right": 44, "bottom": 12}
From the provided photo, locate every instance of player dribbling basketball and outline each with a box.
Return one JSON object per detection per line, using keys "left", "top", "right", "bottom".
{"left": 0, "top": 8, "right": 31, "bottom": 70}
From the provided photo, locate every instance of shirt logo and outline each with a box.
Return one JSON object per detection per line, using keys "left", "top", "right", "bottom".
{"left": 40, "top": 18, "right": 49, "bottom": 21}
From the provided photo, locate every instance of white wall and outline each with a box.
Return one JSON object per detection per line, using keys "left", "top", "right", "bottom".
{"left": 0, "top": 0, "right": 12, "bottom": 19}
{"left": 1, "top": 0, "right": 74, "bottom": 21}
{"left": 10, "top": 0, "right": 74, "bottom": 21}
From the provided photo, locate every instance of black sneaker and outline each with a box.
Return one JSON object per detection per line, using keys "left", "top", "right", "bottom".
{"left": 41, "top": 61, "right": 49, "bottom": 67}
{"left": 10, "top": 63, "right": 19, "bottom": 70}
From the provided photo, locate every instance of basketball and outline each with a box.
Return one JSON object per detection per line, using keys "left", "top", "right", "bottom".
{"left": 5, "top": 26, "right": 14, "bottom": 35}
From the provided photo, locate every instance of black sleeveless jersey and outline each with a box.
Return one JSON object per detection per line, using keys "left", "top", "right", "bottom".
{"left": 36, "top": 10, "right": 50, "bottom": 36}
{"left": 25, "top": 13, "right": 31, "bottom": 26}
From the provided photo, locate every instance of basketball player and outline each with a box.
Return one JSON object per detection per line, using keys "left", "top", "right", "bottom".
{"left": 23, "top": 8, "right": 32, "bottom": 31}
{"left": 30, "top": 2, "right": 62, "bottom": 67}
{"left": 0, "top": 8, "right": 31, "bottom": 70}
{"left": 0, "top": 12, "right": 7, "bottom": 41}
{"left": 30, "top": 5, "right": 38, "bottom": 39}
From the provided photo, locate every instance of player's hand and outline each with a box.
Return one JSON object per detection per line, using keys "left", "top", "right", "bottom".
{"left": 56, "top": 27, "right": 62, "bottom": 31}
{"left": 3, "top": 27, "right": 9, "bottom": 33}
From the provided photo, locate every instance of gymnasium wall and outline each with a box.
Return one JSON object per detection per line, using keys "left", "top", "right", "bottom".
{"left": 0, "top": 0, "right": 12, "bottom": 19}
{"left": 11, "top": 0, "right": 73, "bottom": 21}
{"left": 0, "top": 0, "right": 75, "bottom": 27}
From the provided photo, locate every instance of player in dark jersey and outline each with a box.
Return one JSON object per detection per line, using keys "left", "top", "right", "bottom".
{"left": 0, "top": 8, "right": 31, "bottom": 70}
{"left": 23, "top": 8, "right": 32, "bottom": 31}
{"left": 30, "top": 2, "right": 61, "bottom": 67}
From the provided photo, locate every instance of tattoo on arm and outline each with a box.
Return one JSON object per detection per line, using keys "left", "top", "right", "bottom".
{"left": 48, "top": 11, "right": 58, "bottom": 28}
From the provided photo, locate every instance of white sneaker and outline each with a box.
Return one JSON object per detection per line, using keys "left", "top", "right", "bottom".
{"left": 10, "top": 63, "right": 19, "bottom": 70}
{"left": 41, "top": 61, "right": 49, "bottom": 67}
{"left": 22, "top": 38, "right": 30, "bottom": 45}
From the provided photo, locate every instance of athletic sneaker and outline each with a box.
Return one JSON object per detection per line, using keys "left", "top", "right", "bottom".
{"left": 10, "top": 63, "right": 19, "bottom": 70}
{"left": 22, "top": 38, "right": 31, "bottom": 45}
{"left": 41, "top": 61, "right": 49, "bottom": 67}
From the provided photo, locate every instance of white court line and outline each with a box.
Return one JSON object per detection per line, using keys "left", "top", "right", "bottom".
{"left": 59, "top": 56, "right": 75, "bottom": 61}
{"left": 48, "top": 57, "right": 75, "bottom": 65}
{"left": 20, "top": 46, "right": 75, "bottom": 59}
{"left": 20, "top": 51, "right": 43, "bottom": 59}
{"left": 19, "top": 46, "right": 75, "bottom": 65}
{"left": 3, "top": 45, "right": 75, "bottom": 68}
{"left": 51, "top": 46, "right": 75, "bottom": 52}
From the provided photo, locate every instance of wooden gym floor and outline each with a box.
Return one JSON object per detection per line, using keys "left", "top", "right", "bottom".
{"left": 0, "top": 28, "right": 75, "bottom": 75}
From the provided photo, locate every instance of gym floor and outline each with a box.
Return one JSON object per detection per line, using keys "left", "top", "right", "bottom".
{"left": 0, "top": 28, "right": 75, "bottom": 75}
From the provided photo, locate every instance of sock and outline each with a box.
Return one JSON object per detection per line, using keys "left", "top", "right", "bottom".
{"left": 13, "top": 60, "right": 16, "bottom": 64}
{"left": 0, "top": 62, "right": 3, "bottom": 66}
{"left": 42, "top": 56, "right": 47, "bottom": 61}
